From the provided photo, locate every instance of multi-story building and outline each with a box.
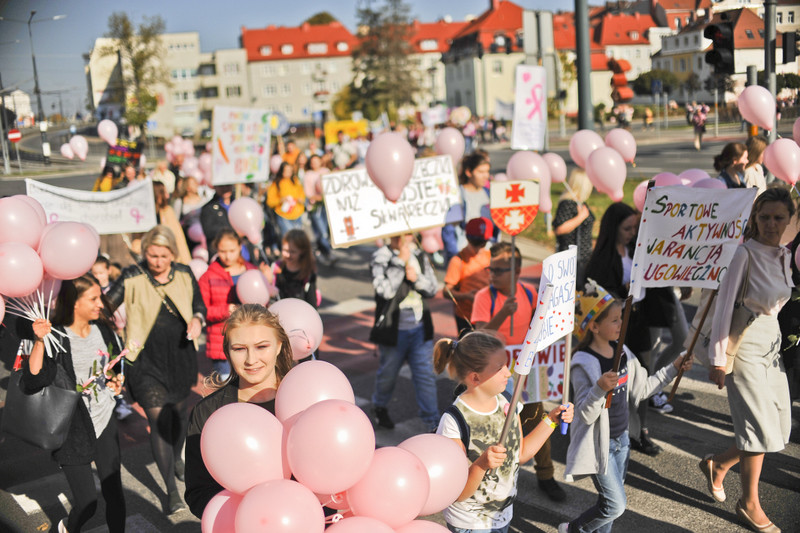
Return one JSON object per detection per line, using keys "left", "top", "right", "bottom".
{"left": 406, "top": 19, "right": 468, "bottom": 108}
{"left": 651, "top": 0, "right": 713, "bottom": 31}
{"left": 2, "top": 89, "right": 33, "bottom": 126}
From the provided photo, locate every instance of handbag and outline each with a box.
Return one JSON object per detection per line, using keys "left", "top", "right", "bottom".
{"left": 724, "top": 248, "right": 756, "bottom": 373}
{"left": 1, "top": 369, "right": 81, "bottom": 450}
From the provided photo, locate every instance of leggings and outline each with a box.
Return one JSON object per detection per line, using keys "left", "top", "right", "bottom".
{"left": 60, "top": 417, "right": 126, "bottom": 533}
{"left": 144, "top": 400, "right": 188, "bottom": 495}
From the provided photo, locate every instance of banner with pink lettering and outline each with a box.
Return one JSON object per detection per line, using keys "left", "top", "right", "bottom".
{"left": 511, "top": 65, "right": 547, "bottom": 151}
{"left": 630, "top": 186, "right": 756, "bottom": 299}
{"left": 504, "top": 339, "right": 566, "bottom": 402}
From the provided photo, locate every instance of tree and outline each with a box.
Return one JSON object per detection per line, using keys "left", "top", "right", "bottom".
{"left": 348, "top": 0, "right": 419, "bottom": 121}
{"left": 99, "top": 12, "right": 168, "bottom": 137}
{"left": 704, "top": 73, "right": 734, "bottom": 95}
{"left": 631, "top": 69, "right": 679, "bottom": 95}
{"left": 304, "top": 12, "right": 337, "bottom": 25}
{"left": 757, "top": 71, "right": 800, "bottom": 92}
{"left": 683, "top": 72, "right": 701, "bottom": 99}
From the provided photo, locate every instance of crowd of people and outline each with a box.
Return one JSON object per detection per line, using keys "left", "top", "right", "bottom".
{"left": 2, "top": 124, "right": 799, "bottom": 533}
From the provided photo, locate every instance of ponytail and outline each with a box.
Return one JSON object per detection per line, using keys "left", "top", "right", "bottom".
{"left": 434, "top": 331, "right": 504, "bottom": 383}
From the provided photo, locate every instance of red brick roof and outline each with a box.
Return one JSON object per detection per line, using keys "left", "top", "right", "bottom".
{"left": 408, "top": 19, "right": 468, "bottom": 53}
{"left": 596, "top": 12, "right": 656, "bottom": 46}
{"left": 241, "top": 21, "right": 359, "bottom": 62}
{"left": 450, "top": 0, "right": 524, "bottom": 51}
{"left": 705, "top": 8, "right": 783, "bottom": 51}
{"left": 657, "top": 0, "right": 711, "bottom": 10}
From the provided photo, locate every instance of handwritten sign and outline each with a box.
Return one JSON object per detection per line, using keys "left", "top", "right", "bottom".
{"left": 25, "top": 178, "right": 157, "bottom": 235}
{"left": 212, "top": 106, "right": 271, "bottom": 185}
{"left": 630, "top": 186, "right": 756, "bottom": 299}
{"left": 322, "top": 155, "right": 460, "bottom": 247}
{"left": 490, "top": 180, "right": 539, "bottom": 236}
{"left": 511, "top": 65, "right": 547, "bottom": 151}
{"left": 106, "top": 138, "right": 142, "bottom": 170}
{"left": 503, "top": 339, "right": 566, "bottom": 402}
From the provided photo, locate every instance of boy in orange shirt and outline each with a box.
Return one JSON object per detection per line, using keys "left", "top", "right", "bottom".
{"left": 443, "top": 217, "right": 493, "bottom": 336}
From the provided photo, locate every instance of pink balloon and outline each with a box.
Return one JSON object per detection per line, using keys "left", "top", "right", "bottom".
{"left": 419, "top": 228, "right": 442, "bottom": 254}
{"left": 539, "top": 172, "right": 552, "bottom": 214}
{"left": 182, "top": 139, "right": 196, "bottom": 157}
{"left": 678, "top": 168, "right": 710, "bottom": 186}
{"left": 60, "top": 143, "right": 74, "bottom": 159}
{"left": 738, "top": 85, "right": 775, "bottom": 131}
{"left": 398, "top": 434, "right": 470, "bottom": 516}
{"left": 38, "top": 274, "right": 62, "bottom": 303}
{"left": 189, "top": 258, "right": 209, "bottom": 280}
{"left": 97, "top": 119, "right": 118, "bottom": 146}
{"left": 193, "top": 246, "right": 209, "bottom": 262}
{"left": 275, "top": 360, "right": 355, "bottom": 422}
{"left": 164, "top": 140, "right": 176, "bottom": 155}
{"left": 434, "top": 127, "right": 465, "bottom": 163}
{"left": 228, "top": 197, "right": 265, "bottom": 245}
{"left": 38, "top": 222, "right": 98, "bottom": 280}
{"left": 304, "top": 171, "right": 320, "bottom": 200}
{"left": 140, "top": 154, "right": 147, "bottom": 168}
{"left": 395, "top": 521, "right": 451, "bottom": 533}
{"left": 268, "top": 298, "right": 323, "bottom": 359}
{"left": 182, "top": 156, "right": 199, "bottom": 178}
{"left": 492, "top": 172, "right": 509, "bottom": 182}
{"left": 543, "top": 152, "right": 567, "bottom": 183}
{"left": 693, "top": 178, "right": 726, "bottom": 189}
{"left": 793, "top": 117, "right": 800, "bottom": 146}
{"left": 270, "top": 154, "right": 283, "bottom": 174}
{"left": 569, "top": 129, "right": 604, "bottom": 169}
{"left": 202, "top": 490, "right": 242, "bottom": 533}
{"left": 236, "top": 270, "right": 271, "bottom": 305}
{"left": 365, "top": 132, "right": 416, "bottom": 202}
{"left": 0, "top": 242, "right": 44, "bottom": 298}
{"left": 505, "top": 151, "right": 550, "bottom": 182}
{"left": 198, "top": 152, "right": 212, "bottom": 177}
{"left": 763, "top": 138, "right": 800, "bottom": 186}
{"left": 85, "top": 224, "right": 101, "bottom": 249}
{"left": 0, "top": 295, "right": 5, "bottom": 324}
{"left": 633, "top": 181, "right": 649, "bottom": 212}
{"left": 68, "top": 135, "right": 89, "bottom": 161}
{"left": 653, "top": 172, "right": 682, "bottom": 187}
{"left": 187, "top": 222, "right": 206, "bottom": 244}
{"left": 234, "top": 479, "right": 324, "bottom": 533}
{"left": 604, "top": 128, "right": 637, "bottom": 163}
{"left": 347, "top": 447, "right": 430, "bottom": 528}
{"left": 0, "top": 196, "right": 45, "bottom": 248}
{"left": 286, "top": 399, "right": 376, "bottom": 495}
{"left": 326, "top": 517, "right": 394, "bottom": 533}
{"left": 201, "top": 403, "right": 285, "bottom": 494}
{"left": 586, "top": 147, "right": 626, "bottom": 201}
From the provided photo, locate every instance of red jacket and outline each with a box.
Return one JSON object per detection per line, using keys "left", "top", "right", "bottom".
{"left": 198, "top": 259, "right": 257, "bottom": 360}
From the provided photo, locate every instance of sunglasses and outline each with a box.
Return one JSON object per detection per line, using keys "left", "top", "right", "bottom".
{"left": 486, "top": 267, "right": 512, "bottom": 274}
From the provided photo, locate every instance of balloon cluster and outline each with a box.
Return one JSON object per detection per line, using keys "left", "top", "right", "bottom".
{"left": 630, "top": 168, "right": 727, "bottom": 211}
{"left": 200, "top": 360, "right": 467, "bottom": 533}
{"left": 165, "top": 135, "right": 213, "bottom": 185}
{"left": 504, "top": 149, "right": 567, "bottom": 214}
{"left": 60, "top": 135, "right": 89, "bottom": 161}
{"left": 568, "top": 129, "right": 637, "bottom": 202}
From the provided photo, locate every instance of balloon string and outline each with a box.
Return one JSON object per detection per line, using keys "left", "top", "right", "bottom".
{"left": 324, "top": 513, "right": 345, "bottom": 525}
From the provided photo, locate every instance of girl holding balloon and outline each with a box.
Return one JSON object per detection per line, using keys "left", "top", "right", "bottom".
{"left": 184, "top": 304, "right": 294, "bottom": 518}
{"left": 198, "top": 229, "right": 258, "bottom": 381}
{"left": 433, "top": 331, "right": 573, "bottom": 532}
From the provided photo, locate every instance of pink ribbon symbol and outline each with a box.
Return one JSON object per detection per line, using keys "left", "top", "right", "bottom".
{"left": 526, "top": 83, "right": 544, "bottom": 120}
{"left": 130, "top": 208, "right": 143, "bottom": 224}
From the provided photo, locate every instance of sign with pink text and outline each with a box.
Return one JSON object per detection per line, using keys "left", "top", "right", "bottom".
{"left": 511, "top": 65, "right": 547, "bottom": 151}
{"left": 630, "top": 186, "right": 756, "bottom": 299}
{"left": 503, "top": 339, "right": 566, "bottom": 402}
{"left": 25, "top": 178, "right": 157, "bottom": 234}
{"left": 212, "top": 106, "right": 271, "bottom": 185}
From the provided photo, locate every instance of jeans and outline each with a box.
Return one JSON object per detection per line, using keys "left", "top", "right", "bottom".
{"left": 372, "top": 324, "right": 439, "bottom": 428}
{"left": 570, "top": 431, "right": 630, "bottom": 533}
{"left": 309, "top": 205, "right": 332, "bottom": 256}
{"left": 275, "top": 214, "right": 304, "bottom": 240}
{"left": 447, "top": 525, "right": 509, "bottom": 533}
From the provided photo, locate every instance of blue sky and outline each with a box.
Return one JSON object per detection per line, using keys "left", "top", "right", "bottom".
{"left": 0, "top": 0, "right": 596, "bottom": 117}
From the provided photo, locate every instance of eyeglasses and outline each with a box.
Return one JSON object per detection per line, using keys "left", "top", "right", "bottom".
{"left": 486, "top": 267, "right": 512, "bottom": 274}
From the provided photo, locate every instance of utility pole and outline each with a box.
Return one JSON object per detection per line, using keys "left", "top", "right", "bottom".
{"left": 764, "top": 0, "right": 777, "bottom": 144}
{"left": 0, "top": 73, "right": 10, "bottom": 174}
{"left": 575, "top": 0, "right": 592, "bottom": 130}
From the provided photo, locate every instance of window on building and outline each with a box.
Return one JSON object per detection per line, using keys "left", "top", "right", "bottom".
{"left": 198, "top": 64, "right": 216, "bottom": 76}
{"left": 697, "top": 57, "right": 703, "bottom": 70}
{"left": 777, "top": 12, "right": 783, "bottom": 24}
{"left": 281, "top": 44, "right": 294, "bottom": 54}
{"left": 199, "top": 87, "right": 219, "bottom": 98}
{"left": 262, "top": 84, "right": 277, "bottom": 97}
{"left": 302, "top": 83, "right": 312, "bottom": 95}
{"left": 336, "top": 41, "right": 348, "bottom": 52}
{"left": 223, "top": 62, "right": 240, "bottom": 75}
{"left": 279, "top": 64, "right": 289, "bottom": 76}
{"left": 635, "top": 49, "right": 641, "bottom": 58}
{"left": 420, "top": 39, "right": 438, "bottom": 51}
{"left": 308, "top": 43, "right": 328, "bottom": 54}
{"left": 663, "top": 41, "right": 668, "bottom": 50}
{"left": 492, "top": 60, "right": 502, "bottom": 74}
{"left": 694, "top": 35, "right": 699, "bottom": 45}
{"left": 788, "top": 12, "right": 794, "bottom": 23}
{"left": 683, "top": 36, "right": 689, "bottom": 46}
{"left": 260, "top": 45, "right": 272, "bottom": 56}
{"left": 301, "top": 62, "right": 311, "bottom": 74}
{"left": 314, "top": 80, "right": 326, "bottom": 92}
{"left": 170, "top": 68, "right": 196, "bottom": 80}
{"left": 281, "top": 83, "right": 291, "bottom": 95}
{"left": 630, "top": 31, "right": 639, "bottom": 40}
{"left": 284, "top": 104, "right": 292, "bottom": 114}
{"left": 328, "top": 62, "right": 337, "bottom": 73}
{"left": 679, "top": 58, "right": 686, "bottom": 72}
{"left": 745, "top": 29, "right": 754, "bottom": 39}
{"left": 331, "top": 80, "right": 341, "bottom": 91}
{"left": 261, "top": 64, "right": 276, "bottom": 77}
{"left": 758, "top": 29, "right": 765, "bottom": 38}
{"left": 226, "top": 86, "right": 241, "bottom": 97}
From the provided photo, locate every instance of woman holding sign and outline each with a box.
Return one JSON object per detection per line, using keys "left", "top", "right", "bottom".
{"left": 701, "top": 188, "right": 794, "bottom": 533}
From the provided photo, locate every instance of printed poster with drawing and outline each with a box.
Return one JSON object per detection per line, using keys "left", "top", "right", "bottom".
{"left": 630, "top": 186, "right": 756, "bottom": 299}
{"left": 211, "top": 106, "right": 271, "bottom": 186}
{"left": 511, "top": 65, "right": 547, "bottom": 151}
{"left": 490, "top": 180, "right": 540, "bottom": 236}
{"left": 503, "top": 340, "right": 567, "bottom": 403}
{"left": 321, "top": 155, "right": 460, "bottom": 247}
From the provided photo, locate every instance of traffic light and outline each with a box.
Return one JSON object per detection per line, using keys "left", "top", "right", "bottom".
{"left": 704, "top": 21, "right": 734, "bottom": 75}
{"left": 783, "top": 31, "right": 799, "bottom": 64}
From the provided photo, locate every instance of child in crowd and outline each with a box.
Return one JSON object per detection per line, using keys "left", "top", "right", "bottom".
{"left": 272, "top": 229, "right": 319, "bottom": 308}
{"left": 559, "top": 282, "right": 692, "bottom": 533}
{"left": 434, "top": 331, "right": 573, "bottom": 532}
{"left": 442, "top": 152, "right": 493, "bottom": 263}
{"left": 198, "top": 229, "right": 258, "bottom": 380}
{"left": 444, "top": 217, "right": 492, "bottom": 336}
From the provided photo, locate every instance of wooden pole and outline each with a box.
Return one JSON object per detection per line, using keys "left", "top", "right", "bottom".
{"left": 605, "top": 295, "right": 633, "bottom": 409}
{"left": 509, "top": 234, "right": 516, "bottom": 337}
{"left": 667, "top": 289, "right": 718, "bottom": 404}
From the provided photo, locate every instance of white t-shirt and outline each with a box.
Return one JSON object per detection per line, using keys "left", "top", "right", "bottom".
{"left": 437, "top": 395, "right": 522, "bottom": 529}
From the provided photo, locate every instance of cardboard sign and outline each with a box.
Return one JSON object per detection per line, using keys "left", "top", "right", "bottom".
{"left": 322, "top": 155, "right": 460, "bottom": 248}
{"left": 106, "top": 138, "right": 142, "bottom": 170}
{"left": 26, "top": 178, "right": 157, "bottom": 235}
{"left": 630, "top": 186, "right": 756, "bottom": 299}
{"left": 324, "top": 119, "right": 369, "bottom": 145}
{"left": 511, "top": 65, "right": 547, "bottom": 151}
{"left": 504, "top": 339, "right": 566, "bottom": 403}
{"left": 211, "top": 106, "right": 272, "bottom": 185}
{"left": 490, "top": 180, "right": 540, "bottom": 236}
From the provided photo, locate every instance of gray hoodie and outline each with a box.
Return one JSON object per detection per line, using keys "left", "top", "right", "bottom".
{"left": 564, "top": 346, "right": 678, "bottom": 481}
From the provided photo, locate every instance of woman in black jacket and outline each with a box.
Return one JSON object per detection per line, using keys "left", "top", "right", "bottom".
{"left": 24, "top": 274, "right": 125, "bottom": 532}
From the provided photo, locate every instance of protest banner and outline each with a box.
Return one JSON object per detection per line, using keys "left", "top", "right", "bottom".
{"left": 323, "top": 119, "right": 369, "bottom": 145}
{"left": 106, "top": 138, "right": 142, "bottom": 170}
{"left": 211, "top": 106, "right": 272, "bottom": 186}
{"left": 502, "top": 339, "right": 567, "bottom": 404}
{"left": 511, "top": 65, "right": 547, "bottom": 151}
{"left": 421, "top": 105, "right": 448, "bottom": 127}
{"left": 630, "top": 186, "right": 756, "bottom": 299}
{"left": 322, "top": 155, "right": 460, "bottom": 247}
{"left": 26, "top": 178, "right": 157, "bottom": 235}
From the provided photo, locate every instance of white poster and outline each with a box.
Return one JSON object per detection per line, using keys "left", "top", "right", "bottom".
{"left": 26, "top": 178, "right": 157, "bottom": 235}
{"left": 322, "top": 155, "right": 460, "bottom": 247}
{"left": 511, "top": 65, "right": 547, "bottom": 151}
{"left": 211, "top": 106, "right": 272, "bottom": 185}
{"left": 504, "top": 339, "right": 567, "bottom": 403}
{"left": 630, "top": 186, "right": 756, "bottom": 299}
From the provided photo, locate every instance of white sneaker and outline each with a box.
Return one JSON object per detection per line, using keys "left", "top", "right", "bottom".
{"left": 558, "top": 523, "right": 570, "bottom": 533}
{"left": 649, "top": 392, "right": 674, "bottom": 414}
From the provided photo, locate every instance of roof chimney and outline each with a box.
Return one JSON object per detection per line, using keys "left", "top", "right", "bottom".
{"left": 492, "top": 0, "right": 500, "bottom": 10}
